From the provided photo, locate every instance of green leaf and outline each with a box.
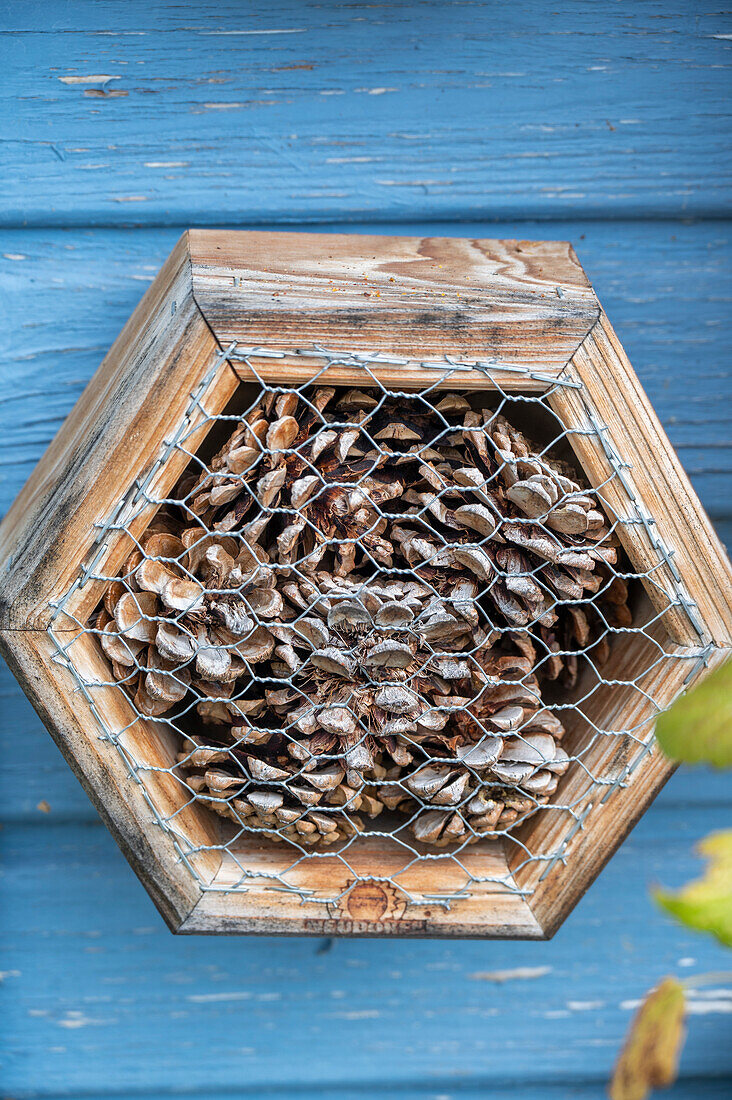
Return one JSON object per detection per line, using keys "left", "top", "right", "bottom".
{"left": 655, "top": 660, "right": 732, "bottom": 767}
{"left": 655, "top": 830, "right": 732, "bottom": 948}
{"left": 609, "top": 977, "right": 686, "bottom": 1100}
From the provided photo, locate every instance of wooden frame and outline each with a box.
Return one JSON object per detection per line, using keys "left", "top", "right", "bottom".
{"left": 0, "top": 230, "right": 729, "bottom": 937}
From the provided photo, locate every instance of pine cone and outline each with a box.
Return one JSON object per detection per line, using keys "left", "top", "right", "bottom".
{"left": 97, "top": 386, "right": 632, "bottom": 848}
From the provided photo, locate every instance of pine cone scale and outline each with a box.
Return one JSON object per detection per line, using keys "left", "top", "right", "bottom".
{"left": 97, "top": 387, "right": 632, "bottom": 849}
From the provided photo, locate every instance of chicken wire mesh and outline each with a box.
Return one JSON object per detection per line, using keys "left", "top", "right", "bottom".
{"left": 46, "top": 344, "right": 710, "bottom": 910}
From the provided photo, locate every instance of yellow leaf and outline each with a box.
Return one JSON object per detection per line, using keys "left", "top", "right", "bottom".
{"left": 609, "top": 978, "right": 686, "bottom": 1100}
{"left": 655, "top": 830, "right": 732, "bottom": 948}
{"left": 655, "top": 660, "right": 732, "bottom": 767}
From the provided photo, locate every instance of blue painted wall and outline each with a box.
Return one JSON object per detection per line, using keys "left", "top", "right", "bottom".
{"left": 1, "top": 4, "right": 730, "bottom": 1098}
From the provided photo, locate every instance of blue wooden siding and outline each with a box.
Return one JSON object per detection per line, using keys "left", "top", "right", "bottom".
{"left": 1, "top": 4, "right": 730, "bottom": 1098}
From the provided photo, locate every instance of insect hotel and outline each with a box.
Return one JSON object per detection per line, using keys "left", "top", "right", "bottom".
{"left": 0, "top": 231, "right": 729, "bottom": 936}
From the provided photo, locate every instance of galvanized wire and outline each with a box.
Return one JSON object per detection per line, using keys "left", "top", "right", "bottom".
{"left": 47, "top": 343, "right": 705, "bottom": 910}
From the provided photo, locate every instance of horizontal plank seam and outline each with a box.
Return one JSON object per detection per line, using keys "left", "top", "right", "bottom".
{"left": 4, "top": 210, "right": 732, "bottom": 230}
{"left": 9, "top": 1071, "right": 731, "bottom": 1100}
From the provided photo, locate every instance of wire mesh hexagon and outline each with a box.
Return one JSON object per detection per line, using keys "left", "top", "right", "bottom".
{"left": 46, "top": 344, "right": 706, "bottom": 913}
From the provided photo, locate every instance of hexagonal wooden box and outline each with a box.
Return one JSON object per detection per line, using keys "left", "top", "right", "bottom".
{"left": 0, "top": 231, "right": 729, "bottom": 937}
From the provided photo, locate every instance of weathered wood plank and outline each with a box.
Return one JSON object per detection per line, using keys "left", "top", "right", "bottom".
{"left": 2, "top": 1087, "right": 721, "bottom": 1100}
{"left": 2, "top": 0, "right": 731, "bottom": 1090}
{"left": 2, "top": 813, "right": 731, "bottom": 1096}
{"left": 0, "top": 630, "right": 208, "bottom": 931}
{"left": 189, "top": 229, "right": 597, "bottom": 377}
{"left": 0, "top": 220, "right": 729, "bottom": 824}
{"left": 3, "top": 649, "right": 729, "bottom": 824}
{"left": 551, "top": 316, "right": 732, "bottom": 645}
{"left": 0, "top": 236, "right": 239, "bottom": 630}
{"left": 1, "top": 222, "right": 729, "bottom": 521}
{"left": 5, "top": 227, "right": 675, "bottom": 938}
{"left": 2, "top": 1, "right": 731, "bottom": 226}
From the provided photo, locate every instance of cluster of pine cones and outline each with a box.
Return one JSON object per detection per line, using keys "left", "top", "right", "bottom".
{"left": 96, "top": 385, "right": 631, "bottom": 848}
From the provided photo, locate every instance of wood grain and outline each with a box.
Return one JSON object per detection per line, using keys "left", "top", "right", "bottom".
{"left": 2, "top": 1, "right": 732, "bottom": 1091}
{"left": 3, "top": 810, "right": 732, "bottom": 1097}
{"left": 3, "top": 1, "right": 731, "bottom": 226}
{"left": 4, "top": 647, "right": 730, "bottom": 826}
{"left": 0, "top": 628, "right": 205, "bottom": 931}
{"left": 510, "top": 617, "right": 730, "bottom": 934}
{"left": 190, "top": 229, "right": 597, "bottom": 380}
{"left": 182, "top": 840, "right": 542, "bottom": 938}
{"left": 0, "top": 234, "right": 239, "bottom": 630}
{"left": 0, "top": 226, "right": 729, "bottom": 942}
{"left": 550, "top": 312, "right": 732, "bottom": 647}
{"left": 2, "top": 222, "right": 728, "bottom": 525}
